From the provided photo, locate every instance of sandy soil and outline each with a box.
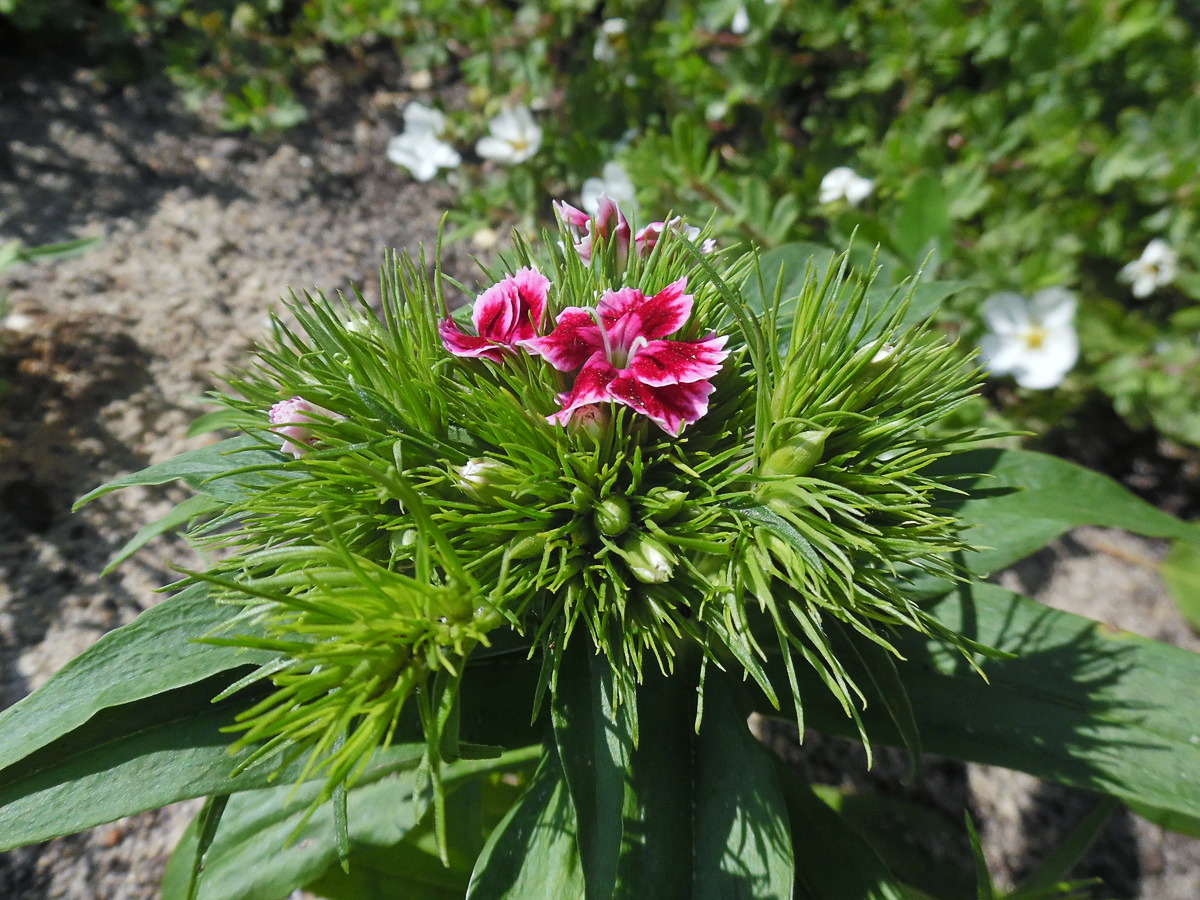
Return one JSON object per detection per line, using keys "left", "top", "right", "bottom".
{"left": 2, "top": 54, "right": 1199, "bottom": 899}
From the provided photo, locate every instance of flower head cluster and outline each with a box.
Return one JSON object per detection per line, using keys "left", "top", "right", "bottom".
{"left": 387, "top": 102, "right": 461, "bottom": 182}
{"left": 555, "top": 198, "right": 714, "bottom": 264}
{"left": 1119, "top": 238, "right": 1177, "bottom": 298}
{"left": 979, "top": 288, "right": 1078, "bottom": 389}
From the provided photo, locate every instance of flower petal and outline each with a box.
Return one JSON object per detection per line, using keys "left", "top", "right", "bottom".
{"left": 439, "top": 318, "right": 508, "bottom": 362}
{"left": 548, "top": 353, "right": 618, "bottom": 424}
{"left": 630, "top": 335, "right": 729, "bottom": 387}
{"left": 472, "top": 267, "right": 550, "bottom": 343}
{"left": 519, "top": 308, "right": 604, "bottom": 372}
{"left": 981, "top": 292, "right": 1030, "bottom": 335}
{"left": 1030, "top": 287, "right": 1076, "bottom": 328}
{"left": 607, "top": 374, "right": 716, "bottom": 435}
{"left": 599, "top": 278, "right": 692, "bottom": 343}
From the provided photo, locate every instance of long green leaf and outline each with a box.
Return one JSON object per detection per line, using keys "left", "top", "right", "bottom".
{"left": 0, "top": 583, "right": 267, "bottom": 773}
{"left": 466, "top": 747, "right": 586, "bottom": 899}
{"left": 776, "top": 765, "right": 905, "bottom": 900}
{"left": 162, "top": 748, "right": 537, "bottom": 900}
{"left": 931, "top": 448, "right": 1200, "bottom": 577}
{"left": 73, "top": 434, "right": 291, "bottom": 509}
{"left": 762, "top": 581, "right": 1200, "bottom": 824}
{"left": 1162, "top": 539, "right": 1200, "bottom": 631}
{"left": 0, "top": 652, "right": 540, "bottom": 850}
{"left": 615, "top": 667, "right": 794, "bottom": 899}
{"left": 551, "top": 644, "right": 633, "bottom": 900}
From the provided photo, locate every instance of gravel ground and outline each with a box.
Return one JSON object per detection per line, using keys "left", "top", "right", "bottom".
{"left": 2, "top": 53, "right": 1199, "bottom": 899}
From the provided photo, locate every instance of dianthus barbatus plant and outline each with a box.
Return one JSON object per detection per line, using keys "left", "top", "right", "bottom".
{"left": 196, "top": 199, "right": 989, "bottom": 807}
{"left": 9, "top": 202, "right": 1200, "bottom": 900}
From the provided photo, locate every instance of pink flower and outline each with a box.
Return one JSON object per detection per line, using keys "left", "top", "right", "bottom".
{"left": 440, "top": 267, "right": 551, "bottom": 362}
{"left": 268, "top": 397, "right": 342, "bottom": 458}
{"left": 555, "top": 196, "right": 631, "bottom": 264}
{"left": 635, "top": 218, "right": 717, "bottom": 256}
{"left": 520, "top": 277, "right": 729, "bottom": 435}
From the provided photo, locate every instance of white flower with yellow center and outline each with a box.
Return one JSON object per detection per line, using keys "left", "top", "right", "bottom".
{"left": 1119, "top": 238, "right": 1178, "bottom": 298}
{"left": 979, "top": 288, "right": 1079, "bottom": 390}
{"left": 476, "top": 105, "right": 542, "bottom": 165}
{"left": 386, "top": 102, "right": 460, "bottom": 182}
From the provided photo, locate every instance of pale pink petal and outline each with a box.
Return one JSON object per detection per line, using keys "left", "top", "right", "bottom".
{"left": 548, "top": 353, "right": 619, "bottom": 425}
{"left": 607, "top": 374, "right": 715, "bottom": 435}
{"left": 519, "top": 308, "right": 604, "bottom": 372}
{"left": 554, "top": 199, "right": 592, "bottom": 229}
{"left": 630, "top": 334, "right": 730, "bottom": 387}
{"left": 439, "top": 317, "right": 509, "bottom": 363}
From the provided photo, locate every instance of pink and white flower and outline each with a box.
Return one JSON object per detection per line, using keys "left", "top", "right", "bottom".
{"left": 520, "top": 277, "right": 729, "bottom": 435}
{"left": 555, "top": 196, "right": 632, "bottom": 264}
{"left": 440, "top": 267, "right": 551, "bottom": 362}
{"left": 268, "top": 397, "right": 343, "bottom": 458}
{"left": 635, "top": 218, "right": 717, "bottom": 256}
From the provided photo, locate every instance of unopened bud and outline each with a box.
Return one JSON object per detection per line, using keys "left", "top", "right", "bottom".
{"left": 568, "top": 403, "right": 610, "bottom": 439}
{"left": 761, "top": 429, "right": 828, "bottom": 478}
{"left": 268, "top": 396, "right": 343, "bottom": 458}
{"left": 622, "top": 534, "right": 676, "bottom": 584}
{"left": 509, "top": 533, "right": 546, "bottom": 559}
{"left": 595, "top": 495, "right": 632, "bottom": 536}
{"left": 457, "top": 458, "right": 518, "bottom": 499}
{"left": 642, "top": 487, "right": 687, "bottom": 522}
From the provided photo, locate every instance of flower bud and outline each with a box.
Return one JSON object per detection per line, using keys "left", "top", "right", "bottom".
{"left": 568, "top": 403, "right": 610, "bottom": 439}
{"left": 622, "top": 534, "right": 676, "bottom": 584}
{"left": 457, "top": 458, "right": 519, "bottom": 499}
{"left": 268, "top": 396, "right": 342, "bottom": 458}
{"left": 641, "top": 487, "right": 687, "bottom": 522}
{"left": 760, "top": 429, "right": 828, "bottom": 478}
{"left": 594, "top": 495, "right": 632, "bottom": 536}
{"left": 509, "top": 533, "right": 546, "bottom": 559}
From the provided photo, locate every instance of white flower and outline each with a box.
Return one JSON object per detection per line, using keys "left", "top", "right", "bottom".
{"left": 731, "top": 5, "right": 750, "bottom": 34}
{"left": 819, "top": 166, "right": 874, "bottom": 206}
{"left": 387, "top": 130, "right": 461, "bottom": 182}
{"left": 581, "top": 161, "right": 637, "bottom": 215}
{"left": 402, "top": 101, "right": 446, "bottom": 136}
{"left": 476, "top": 106, "right": 542, "bottom": 165}
{"left": 593, "top": 18, "right": 627, "bottom": 63}
{"left": 387, "top": 102, "right": 460, "bottom": 181}
{"left": 979, "top": 288, "right": 1079, "bottom": 390}
{"left": 1119, "top": 238, "right": 1178, "bottom": 298}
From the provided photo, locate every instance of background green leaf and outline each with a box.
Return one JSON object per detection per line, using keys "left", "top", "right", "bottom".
{"left": 1162, "top": 539, "right": 1200, "bottom": 632}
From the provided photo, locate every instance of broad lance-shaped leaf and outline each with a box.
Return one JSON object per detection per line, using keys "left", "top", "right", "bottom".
{"left": 613, "top": 666, "right": 794, "bottom": 899}
{"left": 551, "top": 644, "right": 633, "bottom": 900}
{"left": 0, "top": 653, "right": 543, "bottom": 850}
{"left": 472, "top": 668, "right": 795, "bottom": 900}
{"left": 759, "top": 581, "right": 1200, "bottom": 825}
{"left": 0, "top": 582, "right": 269, "bottom": 773}
{"left": 467, "top": 746, "right": 586, "bottom": 899}
{"left": 930, "top": 448, "right": 1200, "bottom": 578}
{"left": 73, "top": 433, "right": 293, "bottom": 509}
{"left": 161, "top": 747, "right": 539, "bottom": 900}
{"left": 774, "top": 765, "right": 905, "bottom": 900}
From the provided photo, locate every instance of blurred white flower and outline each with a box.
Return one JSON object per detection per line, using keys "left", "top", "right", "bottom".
{"left": 819, "top": 166, "right": 874, "bottom": 206}
{"left": 731, "top": 5, "right": 750, "bottom": 34}
{"left": 1119, "top": 238, "right": 1178, "bottom": 298}
{"left": 401, "top": 101, "right": 446, "bottom": 135}
{"left": 387, "top": 102, "right": 460, "bottom": 182}
{"left": 387, "top": 130, "right": 461, "bottom": 182}
{"left": 979, "top": 288, "right": 1079, "bottom": 390}
{"left": 581, "top": 162, "right": 637, "bottom": 215}
{"left": 476, "top": 106, "right": 542, "bottom": 165}
{"left": 593, "top": 18, "right": 627, "bottom": 63}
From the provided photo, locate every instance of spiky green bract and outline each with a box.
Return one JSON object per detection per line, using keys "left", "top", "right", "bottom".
{"left": 193, "top": 219, "right": 994, "bottom": 815}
